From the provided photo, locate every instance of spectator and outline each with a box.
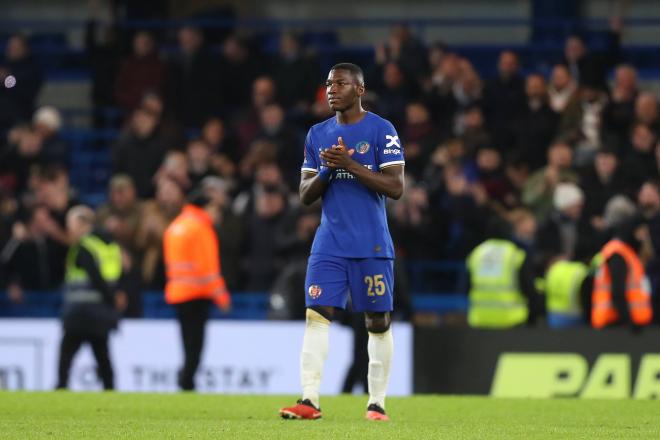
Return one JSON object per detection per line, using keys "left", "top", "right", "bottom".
{"left": 139, "top": 91, "right": 186, "bottom": 149}
{"left": 459, "top": 105, "right": 491, "bottom": 155}
{"left": 243, "top": 184, "right": 288, "bottom": 291}
{"left": 167, "top": 26, "right": 220, "bottom": 128}
{"left": 233, "top": 161, "right": 285, "bottom": 217}
{"left": 114, "top": 31, "right": 167, "bottom": 114}
{"left": 602, "top": 64, "right": 639, "bottom": 147}
{"left": 0, "top": 124, "right": 47, "bottom": 195}
{"left": 186, "top": 139, "right": 217, "bottom": 188}
{"left": 401, "top": 102, "right": 440, "bottom": 180}
{"left": 420, "top": 41, "right": 449, "bottom": 93}
{"left": 634, "top": 92, "right": 660, "bottom": 134}
{"left": 0, "top": 34, "right": 44, "bottom": 131}
{"left": 424, "top": 52, "right": 460, "bottom": 137}
{"left": 95, "top": 174, "right": 143, "bottom": 317}
{"left": 558, "top": 76, "right": 608, "bottom": 166}
{"left": 389, "top": 182, "right": 446, "bottom": 259}
{"left": 377, "top": 62, "right": 413, "bottom": 129}
{"left": 580, "top": 146, "right": 626, "bottom": 227}
{"left": 270, "top": 204, "right": 321, "bottom": 320}
{"left": 475, "top": 146, "right": 515, "bottom": 208}
{"left": 441, "top": 162, "right": 491, "bottom": 258}
{"left": 269, "top": 32, "right": 319, "bottom": 112}
{"left": 201, "top": 176, "right": 243, "bottom": 291}
{"left": 135, "top": 175, "right": 185, "bottom": 289}
{"left": 482, "top": 50, "right": 526, "bottom": 148}
{"left": 33, "top": 106, "right": 69, "bottom": 165}
{"left": 548, "top": 64, "right": 577, "bottom": 114}
{"left": 235, "top": 76, "right": 278, "bottom": 152}
{"left": 513, "top": 73, "right": 559, "bottom": 170}
{"left": 85, "top": 16, "right": 121, "bottom": 128}
{"left": 202, "top": 117, "right": 236, "bottom": 158}
{"left": 522, "top": 142, "right": 578, "bottom": 221}
{"left": 201, "top": 117, "right": 238, "bottom": 181}
{"left": 217, "top": 35, "right": 261, "bottom": 115}
{"left": 112, "top": 107, "right": 170, "bottom": 198}
{"left": 254, "top": 103, "right": 302, "bottom": 189}
{"left": 96, "top": 174, "right": 143, "bottom": 254}
{"left": 535, "top": 183, "right": 598, "bottom": 271}
{"left": 33, "top": 165, "right": 77, "bottom": 247}
{"left": 622, "top": 123, "right": 658, "bottom": 191}
{"left": 2, "top": 205, "right": 66, "bottom": 303}
{"left": 562, "top": 17, "right": 622, "bottom": 91}
{"left": 374, "top": 24, "right": 428, "bottom": 85}
{"left": 155, "top": 150, "right": 190, "bottom": 193}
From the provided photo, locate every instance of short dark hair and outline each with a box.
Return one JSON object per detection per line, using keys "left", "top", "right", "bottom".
{"left": 330, "top": 63, "right": 364, "bottom": 85}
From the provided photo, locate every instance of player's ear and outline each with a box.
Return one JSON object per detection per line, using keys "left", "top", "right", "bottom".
{"left": 357, "top": 84, "right": 365, "bottom": 97}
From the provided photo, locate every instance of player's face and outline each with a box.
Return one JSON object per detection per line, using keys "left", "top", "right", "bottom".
{"left": 326, "top": 70, "right": 363, "bottom": 112}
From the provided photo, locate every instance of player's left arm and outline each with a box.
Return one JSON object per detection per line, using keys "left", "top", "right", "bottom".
{"left": 321, "top": 141, "right": 404, "bottom": 199}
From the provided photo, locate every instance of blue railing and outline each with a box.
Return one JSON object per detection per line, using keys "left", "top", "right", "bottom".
{"left": 0, "top": 288, "right": 468, "bottom": 320}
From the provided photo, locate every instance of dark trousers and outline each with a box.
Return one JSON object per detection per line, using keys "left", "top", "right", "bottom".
{"left": 175, "top": 299, "right": 211, "bottom": 391}
{"left": 57, "top": 331, "right": 114, "bottom": 390}
{"left": 342, "top": 313, "right": 369, "bottom": 394}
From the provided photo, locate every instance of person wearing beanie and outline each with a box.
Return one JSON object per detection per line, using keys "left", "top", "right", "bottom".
{"left": 535, "top": 182, "right": 598, "bottom": 272}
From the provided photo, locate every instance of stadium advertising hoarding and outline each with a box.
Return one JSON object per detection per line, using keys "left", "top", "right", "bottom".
{"left": 0, "top": 319, "right": 412, "bottom": 394}
{"left": 415, "top": 328, "right": 660, "bottom": 398}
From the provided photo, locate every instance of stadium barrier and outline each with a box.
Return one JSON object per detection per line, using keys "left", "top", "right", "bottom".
{"left": 415, "top": 327, "right": 660, "bottom": 399}
{"left": 0, "top": 319, "right": 412, "bottom": 394}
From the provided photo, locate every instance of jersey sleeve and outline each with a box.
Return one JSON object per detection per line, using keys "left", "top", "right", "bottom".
{"left": 301, "top": 129, "right": 319, "bottom": 174}
{"left": 377, "top": 120, "right": 405, "bottom": 170}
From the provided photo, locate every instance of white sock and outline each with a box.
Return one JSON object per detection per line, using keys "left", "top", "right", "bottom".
{"left": 300, "top": 309, "right": 330, "bottom": 408}
{"left": 367, "top": 328, "right": 393, "bottom": 409}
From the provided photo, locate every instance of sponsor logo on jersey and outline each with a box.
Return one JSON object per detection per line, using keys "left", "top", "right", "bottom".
{"left": 385, "top": 135, "right": 400, "bottom": 148}
{"left": 355, "top": 141, "right": 370, "bottom": 154}
{"left": 308, "top": 285, "right": 322, "bottom": 299}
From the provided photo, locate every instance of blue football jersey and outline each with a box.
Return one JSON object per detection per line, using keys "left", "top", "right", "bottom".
{"left": 301, "top": 112, "right": 405, "bottom": 258}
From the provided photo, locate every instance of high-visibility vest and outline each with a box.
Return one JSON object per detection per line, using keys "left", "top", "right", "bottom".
{"left": 467, "top": 239, "right": 528, "bottom": 328}
{"left": 591, "top": 239, "right": 653, "bottom": 329}
{"left": 65, "top": 234, "right": 121, "bottom": 304}
{"left": 545, "top": 260, "right": 588, "bottom": 318}
{"left": 164, "top": 204, "right": 229, "bottom": 305}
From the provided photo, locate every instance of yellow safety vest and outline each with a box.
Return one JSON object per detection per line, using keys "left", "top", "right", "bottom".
{"left": 545, "top": 260, "right": 588, "bottom": 317}
{"left": 467, "top": 239, "right": 528, "bottom": 328}
{"left": 65, "top": 234, "right": 121, "bottom": 304}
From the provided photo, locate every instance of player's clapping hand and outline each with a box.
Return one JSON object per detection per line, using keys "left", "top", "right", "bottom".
{"left": 320, "top": 137, "right": 355, "bottom": 169}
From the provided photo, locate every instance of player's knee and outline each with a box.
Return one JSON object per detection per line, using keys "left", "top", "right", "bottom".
{"left": 365, "top": 312, "right": 391, "bottom": 333}
{"left": 308, "top": 306, "right": 334, "bottom": 323}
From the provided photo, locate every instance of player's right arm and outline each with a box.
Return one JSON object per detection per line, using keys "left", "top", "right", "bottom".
{"left": 299, "top": 129, "right": 329, "bottom": 206}
{"left": 300, "top": 171, "right": 328, "bottom": 206}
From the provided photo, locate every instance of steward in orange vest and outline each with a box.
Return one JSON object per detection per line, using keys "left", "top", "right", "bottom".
{"left": 592, "top": 221, "right": 653, "bottom": 329}
{"left": 164, "top": 205, "right": 231, "bottom": 308}
{"left": 163, "top": 190, "right": 231, "bottom": 390}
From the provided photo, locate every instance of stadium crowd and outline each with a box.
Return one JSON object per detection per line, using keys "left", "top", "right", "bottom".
{"left": 2, "top": 18, "right": 660, "bottom": 323}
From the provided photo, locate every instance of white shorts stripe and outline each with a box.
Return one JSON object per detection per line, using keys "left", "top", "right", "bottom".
{"left": 301, "top": 168, "right": 319, "bottom": 174}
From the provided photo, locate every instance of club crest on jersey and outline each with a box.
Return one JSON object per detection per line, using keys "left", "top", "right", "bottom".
{"left": 308, "top": 285, "right": 322, "bottom": 299}
{"left": 355, "top": 141, "right": 370, "bottom": 154}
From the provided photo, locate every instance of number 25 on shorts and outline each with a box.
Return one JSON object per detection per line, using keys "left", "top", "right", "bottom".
{"left": 364, "top": 274, "right": 386, "bottom": 296}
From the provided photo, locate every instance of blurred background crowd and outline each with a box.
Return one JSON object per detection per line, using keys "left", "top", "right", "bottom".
{"left": 2, "top": 0, "right": 660, "bottom": 325}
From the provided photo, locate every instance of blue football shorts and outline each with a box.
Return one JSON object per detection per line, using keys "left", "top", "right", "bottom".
{"left": 304, "top": 254, "right": 394, "bottom": 312}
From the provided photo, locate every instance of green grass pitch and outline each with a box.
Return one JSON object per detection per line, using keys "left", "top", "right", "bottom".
{"left": 1, "top": 392, "right": 659, "bottom": 439}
